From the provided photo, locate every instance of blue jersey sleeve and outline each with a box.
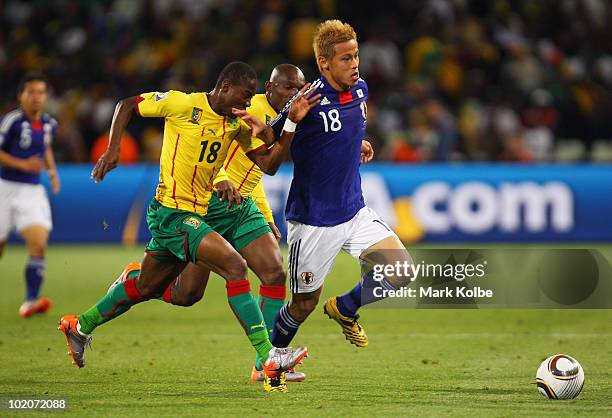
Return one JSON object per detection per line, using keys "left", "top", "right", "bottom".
{"left": 269, "top": 108, "right": 288, "bottom": 138}
{"left": 0, "top": 116, "right": 17, "bottom": 151}
{"left": 269, "top": 78, "right": 324, "bottom": 138}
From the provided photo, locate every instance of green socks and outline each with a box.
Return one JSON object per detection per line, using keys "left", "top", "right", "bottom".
{"left": 78, "top": 274, "right": 280, "bottom": 367}
{"left": 254, "top": 285, "right": 286, "bottom": 370}
{"left": 226, "top": 280, "right": 274, "bottom": 361}
{"left": 78, "top": 276, "right": 143, "bottom": 334}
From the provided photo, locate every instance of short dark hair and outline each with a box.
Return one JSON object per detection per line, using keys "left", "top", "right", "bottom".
{"left": 18, "top": 72, "right": 49, "bottom": 94}
{"left": 215, "top": 62, "right": 257, "bottom": 88}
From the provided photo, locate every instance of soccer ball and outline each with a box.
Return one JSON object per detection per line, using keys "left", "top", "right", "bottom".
{"left": 536, "top": 354, "right": 584, "bottom": 400}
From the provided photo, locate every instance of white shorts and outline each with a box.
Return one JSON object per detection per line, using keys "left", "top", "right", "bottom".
{"left": 0, "top": 179, "right": 52, "bottom": 240}
{"left": 287, "top": 206, "right": 396, "bottom": 293}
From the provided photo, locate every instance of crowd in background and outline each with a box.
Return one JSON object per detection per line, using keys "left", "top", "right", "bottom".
{"left": 1, "top": 0, "right": 611, "bottom": 163}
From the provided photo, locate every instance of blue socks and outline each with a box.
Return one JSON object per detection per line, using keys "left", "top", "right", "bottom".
{"left": 25, "top": 256, "right": 45, "bottom": 300}
{"left": 272, "top": 269, "right": 401, "bottom": 347}
{"left": 336, "top": 269, "right": 398, "bottom": 317}
{"left": 271, "top": 304, "right": 302, "bottom": 348}
{"left": 335, "top": 275, "right": 364, "bottom": 317}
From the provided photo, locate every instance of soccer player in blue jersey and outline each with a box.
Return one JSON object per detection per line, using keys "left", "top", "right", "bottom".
{"left": 0, "top": 73, "right": 60, "bottom": 318}
{"left": 236, "top": 20, "right": 413, "bottom": 353}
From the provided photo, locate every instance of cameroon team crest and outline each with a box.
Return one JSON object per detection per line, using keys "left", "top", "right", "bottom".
{"left": 228, "top": 116, "right": 240, "bottom": 128}
{"left": 183, "top": 216, "right": 202, "bottom": 229}
{"left": 190, "top": 107, "right": 203, "bottom": 124}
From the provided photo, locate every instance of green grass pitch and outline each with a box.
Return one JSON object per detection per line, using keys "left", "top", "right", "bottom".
{"left": 1, "top": 244, "right": 611, "bottom": 417}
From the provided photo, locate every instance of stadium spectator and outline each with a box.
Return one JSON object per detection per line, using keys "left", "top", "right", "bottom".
{"left": 1, "top": 0, "right": 611, "bottom": 161}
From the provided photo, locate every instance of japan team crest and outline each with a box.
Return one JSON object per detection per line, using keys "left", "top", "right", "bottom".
{"left": 190, "top": 107, "right": 203, "bottom": 124}
{"left": 301, "top": 272, "right": 314, "bottom": 285}
{"left": 183, "top": 216, "right": 202, "bottom": 229}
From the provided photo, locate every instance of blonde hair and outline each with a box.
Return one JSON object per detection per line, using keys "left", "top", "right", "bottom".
{"left": 312, "top": 19, "right": 357, "bottom": 61}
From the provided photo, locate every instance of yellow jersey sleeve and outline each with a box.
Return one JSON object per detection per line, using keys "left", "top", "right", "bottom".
{"left": 251, "top": 180, "right": 274, "bottom": 223}
{"left": 136, "top": 90, "right": 192, "bottom": 121}
{"left": 213, "top": 166, "right": 230, "bottom": 185}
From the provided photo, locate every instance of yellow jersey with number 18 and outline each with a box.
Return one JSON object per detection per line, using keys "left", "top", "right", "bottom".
{"left": 136, "top": 90, "right": 256, "bottom": 215}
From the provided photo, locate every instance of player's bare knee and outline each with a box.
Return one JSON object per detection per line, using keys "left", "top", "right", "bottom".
{"left": 258, "top": 263, "right": 286, "bottom": 287}
{"left": 29, "top": 245, "right": 46, "bottom": 258}
{"left": 174, "top": 288, "right": 203, "bottom": 307}
{"left": 173, "top": 295, "right": 197, "bottom": 306}
{"left": 25, "top": 237, "right": 46, "bottom": 258}
{"left": 223, "top": 256, "right": 248, "bottom": 281}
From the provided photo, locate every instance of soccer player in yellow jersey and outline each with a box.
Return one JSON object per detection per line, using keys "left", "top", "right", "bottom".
{"left": 103, "top": 65, "right": 309, "bottom": 391}
{"left": 58, "top": 62, "right": 320, "bottom": 391}
{"left": 168, "top": 65, "right": 308, "bottom": 382}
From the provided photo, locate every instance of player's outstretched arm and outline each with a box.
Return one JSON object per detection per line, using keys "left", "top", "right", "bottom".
{"left": 91, "top": 96, "right": 138, "bottom": 183}
{"left": 234, "top": 83, "right": 321, "bottom": 175}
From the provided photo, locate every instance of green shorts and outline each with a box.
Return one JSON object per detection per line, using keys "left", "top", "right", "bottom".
{"left": 145, "top": 199, "right": 214, "bottom": 263}
{"left": 145, "top": 194, "right": 271, "bottom": 263}
{"left": 204, "top": 192, "right": 271, "bottom": 252}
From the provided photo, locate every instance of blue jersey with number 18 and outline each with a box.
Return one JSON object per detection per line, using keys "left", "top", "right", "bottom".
{"left": 271, "top": 76, "right": 368, "bottom": 227}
